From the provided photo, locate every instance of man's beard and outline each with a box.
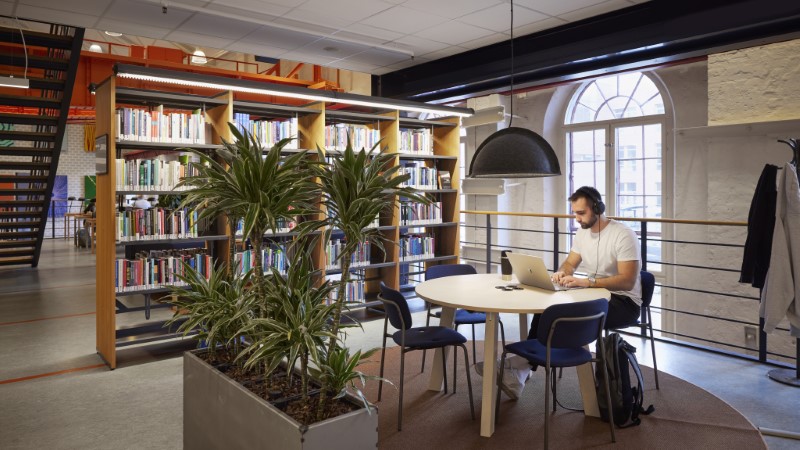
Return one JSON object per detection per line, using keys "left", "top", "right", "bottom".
{"left": 580, "top": 213, "right": 598, "bottom": 229}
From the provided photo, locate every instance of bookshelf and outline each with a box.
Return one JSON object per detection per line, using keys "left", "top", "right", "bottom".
{"left": 95, "top": 74, "right": 461, "bottom": 369}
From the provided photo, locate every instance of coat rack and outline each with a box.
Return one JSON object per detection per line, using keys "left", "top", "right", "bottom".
{"left": 766, "top": 138, "right": 800, "bottom": 388}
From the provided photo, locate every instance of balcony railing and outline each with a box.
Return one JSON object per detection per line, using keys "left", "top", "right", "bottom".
{"left": 457, "top": 209, "right": 798, "bottom": 376}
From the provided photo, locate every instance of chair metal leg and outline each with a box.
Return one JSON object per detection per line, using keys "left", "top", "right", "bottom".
{"left": 648, "top": 306, "right": 660, "bottom": 389}
{"left": 378, "top": 332, "right": 388, "bottom": 401}
{"left": 398, "top": 350, "right": 405, "bottom": 431}
{"left": 453, "top": 343, "right": 458, "bottom": 394}
{"left": 495, "top": 350, "right": 507, "bottom": 423}
{"left": 544, "top": 362, "right": 551, "bottom": 450}
{"left": 498, "top": 319, "right": 506, "bottom": 347}
{"left": 441, "top": 344, "right": 448, "bottom": 394}
{"left": 551, "top": 367, "right": 557, "bottom": 412}
{"left": 461, "top": 344, "right": 476, "bottom": 420}
{"left": 598, "top": 339, "right": 617, "bottom": 443}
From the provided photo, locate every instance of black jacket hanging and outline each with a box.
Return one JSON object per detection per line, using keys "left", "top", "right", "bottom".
{"left": 740, "top": 164, "right": 778, "bottom": 289}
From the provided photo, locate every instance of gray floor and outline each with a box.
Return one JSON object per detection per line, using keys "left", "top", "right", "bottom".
{"left": 0, "top": 239, "right": 798, "bottom": 449}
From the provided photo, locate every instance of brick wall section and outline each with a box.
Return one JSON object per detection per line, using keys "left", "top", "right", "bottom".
{"left": 708, "top": 38, "right": 800, "bottom": 125}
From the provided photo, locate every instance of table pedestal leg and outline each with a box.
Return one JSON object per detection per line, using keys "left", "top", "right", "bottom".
{"left": 428, "top": 306, "right": 455, "bottom": 391}
{"left": 479, "top": 312, "right": 499, "bottom": 437}
{"left": 517, "top": 313, "right": 529, "bottom": 341}
{"left": 577, "top": 345, "right": 600, "bottom": 417}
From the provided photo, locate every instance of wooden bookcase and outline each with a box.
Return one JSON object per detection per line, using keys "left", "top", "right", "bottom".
{"left": 94, "top": 75, "right": 461, "bottom": 369}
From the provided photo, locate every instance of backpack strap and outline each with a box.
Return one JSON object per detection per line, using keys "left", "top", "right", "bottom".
{"left": 621, "top": 341, "right": 655, "bottom": 422}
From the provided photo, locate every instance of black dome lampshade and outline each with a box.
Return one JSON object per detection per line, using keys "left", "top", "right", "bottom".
{"left": 468, "top": 127, "right": 561, "bottom": 178}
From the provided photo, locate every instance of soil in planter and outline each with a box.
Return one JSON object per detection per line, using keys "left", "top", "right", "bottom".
{"left": 196, "top": 351, "right": 356, "bottom": 424}
{"left": 282, "top": 394, "right": 360, "bottom": 426}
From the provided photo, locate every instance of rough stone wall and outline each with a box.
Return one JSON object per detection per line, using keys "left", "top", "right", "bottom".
{"left": 708, "top": 39, "right": 800, "bottom": 125}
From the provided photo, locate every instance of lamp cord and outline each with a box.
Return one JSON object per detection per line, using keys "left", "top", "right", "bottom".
{"left": 14, "top": 17, "right": 28, "bottom": 81}
{"left": 508, "top": 0, "right": 514, "bottom": 128}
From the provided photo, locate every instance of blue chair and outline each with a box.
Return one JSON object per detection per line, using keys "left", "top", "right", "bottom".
{"left": 607, "top": 270, "right": 659, "bottom": 389}
{"left": 422, "top": 264, "right": 506, "bottom": 372}
{"left": 496, "top": 298, "right": 615, "bottom": 449}
{"left": 377, "top": 282, "right": 475, "bottom": 431}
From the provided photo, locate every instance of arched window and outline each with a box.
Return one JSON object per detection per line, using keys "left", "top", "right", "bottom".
{"left": 564, "top": 72, "right": 667, "bottom": 270}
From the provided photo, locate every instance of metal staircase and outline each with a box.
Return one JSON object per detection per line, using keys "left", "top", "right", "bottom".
{"left": 0, "top": 20, "right": 83, "bottom": 267}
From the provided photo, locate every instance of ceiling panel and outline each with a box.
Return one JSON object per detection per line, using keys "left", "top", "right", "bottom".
{"left": 340, "top": 47, "right": 411, "bottom": 66}
{"left": 165, "top": 30, "right": 235, "bottom": 51}
{"left": 516, "top": 0, "right": 613, "bottom": 17}
{"left": 105, "top": 1, "right": 194, "bottom": 29}
{"left": 228, "top": 41, "right": 293, "bottom": 58}
{"left": 292, "top": 0, "right": 395, "bottom": 23}
{"left": 415, "top": 20, "right": 495, "bottom": 46}
{"left": 94, "top": 18, "right": 172, "bottom": 40}
{"left": 360, "top": 5, "right": 447, "bottom": 35}
{"left": 238, "top": 25, "right": 319, "bottom": 49}
{"left": 20, "top": 0, "right": 110, "bottom": 16}
{"left": 393, "top": 34, "right": 451, "bottom": 54}
{"left": 0, "top": 1, "right": 15, "bottom": 16}
{"left": 179, "top": 13, "right": 261, "bottom": 41}
{"left": 558, "top": 0, "right": 634, "bottom": 22}
{"left": 298, "top": 37, "right": 378, "bottom": 60}
{"left": 16, "top": 4, "right": 99, "bottom": 29}
{"left": 458, "top": 32, "right": 507, "bottom": 51}
{"left": 333, "top": 27, "right": 404, "bottom": 45}
{"left": 402, "top": 0, "right": 504, "bottom": 21}
{"left": 459, "top": 3, "right": 550, "bottom": 33}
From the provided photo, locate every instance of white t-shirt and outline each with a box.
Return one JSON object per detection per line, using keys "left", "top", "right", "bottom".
{"left": 571, "top": 219, "right": 642, "bottom": 305}
{"left": 133, "top": 198, "right": 151, "bottom": 209}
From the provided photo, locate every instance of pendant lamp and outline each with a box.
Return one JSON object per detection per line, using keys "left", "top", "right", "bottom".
{"left": 467, "top": 1, "right": 560, "bottom": 179}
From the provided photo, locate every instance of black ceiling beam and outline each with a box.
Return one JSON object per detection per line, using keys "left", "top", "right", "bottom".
{"left": 375, "top": 0, "right": 800, "bottom": 103}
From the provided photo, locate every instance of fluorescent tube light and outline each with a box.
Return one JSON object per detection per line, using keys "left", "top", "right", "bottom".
{"left": 114, "top": 64, "right": 473, "bottom": 118}
{"left": 0, "top": 76, "right": 30, "bottom": 89}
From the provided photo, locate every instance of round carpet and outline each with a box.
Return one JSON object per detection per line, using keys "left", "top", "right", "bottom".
{"left": 357, "top": 342, "right": 766, "bottom": 449}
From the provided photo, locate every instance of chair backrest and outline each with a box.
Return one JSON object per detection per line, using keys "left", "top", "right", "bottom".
{"left": 537, "top": 298, "right": 608, "bottom": 348}
{"left": 425, "top": 263, "right": 477, "bottom": 281}
{"left": 640, "top": 271, "right": 655, "bottom": 308}
{"left": 378, "top": 282, "right": 413, "bottom": 331}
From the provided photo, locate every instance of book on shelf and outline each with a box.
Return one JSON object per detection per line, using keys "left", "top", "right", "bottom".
{"left": 439, "top": 172, "right": 451, "bottom": 189}
{"left": 115, "top": 106, "right": 206, "bottom": 144}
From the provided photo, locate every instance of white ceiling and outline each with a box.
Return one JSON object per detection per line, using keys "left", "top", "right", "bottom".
{"left": 1, "top": 0, "right": 647, "bottom": 75}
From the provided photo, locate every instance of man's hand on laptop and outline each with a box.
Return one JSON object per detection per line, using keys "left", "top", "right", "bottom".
{"left": 552, "top": 273, "right": 591, "bottom": 288}
{"left": 551, "top": 271, "right": 568, "bottom": 285}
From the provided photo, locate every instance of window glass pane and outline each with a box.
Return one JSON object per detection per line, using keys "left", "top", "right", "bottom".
{"left": 644, "top": 124, "right": 661, "bottom": 157}
{"left": 641, "top": 96, "right": 665, "bottom": 115}
{"left": 596, "top": 76, "right": 618, "bottom": 100}
{"left": 616, "top": 126, "right": 643, "bottom": 159}
{"left": 594, "top": 129, "right": 606, "bottom": 160}
{"left": 571, "top": 103, "right": 594, "bottom": 124}
{"left": 644, "top": 159, "right": 662, "bottom": 195}
{"left": 631, "top": 78, "right": 659, "bottom": 107}
{"left": 622, "top": 102, "right": 643, "bottom": 118}
{"left": 572, "top": 161, "right": 598, "bottom": 187}
{"left": 596, "top": 103, "right": 615, "bottom": 121}
{"left": 645, "top": 194, "right": 662, "bottom": 233}
{"left": 607, "top": 97, "right": 630, "bottom": 119}
{"left": 571, "top": 130, "right": 596, "bottom": 161}
{"left": 579, "top": 82, "right": 605, "bottom": 111}
{"left": 618, "top": 72, "right": 641, "bottom": 98}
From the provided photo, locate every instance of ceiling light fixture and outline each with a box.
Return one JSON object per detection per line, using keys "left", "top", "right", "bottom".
{"left": 468, "top": 0, "right": 560, "bottom": 178}
{"left": 88, "top": 43, "right": 103, "bottom": 53}
{"left": 104, "top": 31, "right": 123, "bottom": 37}
{"left": 114, "top": 64, "right": 473, "bottom": 117}
{"left": 0, "top": 17, "right": 30, "bottom": 89}
{"left": 190, "top": 49, "right": 207, "bottom": 65}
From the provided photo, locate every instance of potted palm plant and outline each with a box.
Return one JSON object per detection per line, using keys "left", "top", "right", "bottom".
{"left": 175, "top": 129, "right": 430, "bottom": 449}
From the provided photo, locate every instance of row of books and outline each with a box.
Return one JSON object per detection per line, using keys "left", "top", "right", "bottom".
{"left": 115, "top": 158, "right": 197, "bottom": 192}
{"left": 115, "top": 106, "right": 206, "bottom": 144}
{"left": 116, "top": 208, "right": 199, "bottom": 242}
{"left": 399, "top": 235, "right": 435, "bottom": 261}
{"left": 325, "top": 124, "right": 380, "bottom": 151}
{"left": 234, "top": 217, "right": 295, "bottom": 236}
{"left": 326, "top": 239, "right": 371, "bottom": 270}
{"left": 234, "top": 247, "right": 287, "bottom": 275}
{"left": 232, "top": 113, "right": 299, "bottom": 149}
{"left": 398, "top": 128, "right": 433, "bottom": 155}
{"left": 400, "top": 201, "right": 442, "bottom": 226}
{"left": 326, "top": 279, "right": 366, "bottom": 304}
{"left": 114, "top": 249, "right": 211, "bottom": 292}
{"left": 398, "top": 162, "right": 440, "bottom": 190}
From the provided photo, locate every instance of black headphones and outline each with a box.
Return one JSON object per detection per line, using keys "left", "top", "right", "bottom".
{"left": 575, "top": 186, "right": 605, "bottom": 215}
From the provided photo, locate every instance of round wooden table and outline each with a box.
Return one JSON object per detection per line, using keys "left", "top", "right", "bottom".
{"left": 416, "top": 273, "right": 610, "bottom": 437}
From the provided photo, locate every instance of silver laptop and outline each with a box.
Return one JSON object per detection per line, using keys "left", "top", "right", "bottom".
{"left": 506, "top": 253, "right": 570, "bottom": 291}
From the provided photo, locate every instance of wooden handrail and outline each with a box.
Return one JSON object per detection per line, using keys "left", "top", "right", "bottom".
{"left": 460, "top": 210, "right": 747, "bottom": 227}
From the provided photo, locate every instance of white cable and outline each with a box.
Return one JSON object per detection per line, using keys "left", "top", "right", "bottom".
{"left": 14, "top": 16, "right": 28, "bottom": 81}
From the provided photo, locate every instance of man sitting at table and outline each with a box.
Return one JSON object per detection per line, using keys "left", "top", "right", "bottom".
{"left": 529, "top": 186, "right": 642, "bottom": 339}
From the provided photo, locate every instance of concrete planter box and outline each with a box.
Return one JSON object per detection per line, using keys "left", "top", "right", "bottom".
{"left": 184, "top": 351, "right": 378, "bottom": 450}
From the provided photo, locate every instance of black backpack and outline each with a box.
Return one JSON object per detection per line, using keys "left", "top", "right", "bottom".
{"left": 595, "top": 332, "right": 655, "bottom": 427}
